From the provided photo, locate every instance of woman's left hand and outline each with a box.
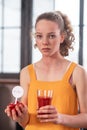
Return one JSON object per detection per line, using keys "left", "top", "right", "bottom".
{"left": 37, "top": 105, "right": 61, "bottom": 124}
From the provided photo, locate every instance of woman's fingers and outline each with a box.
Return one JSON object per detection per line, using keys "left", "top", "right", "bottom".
{"left": 5, "top": 106, "right": 12, "bottom": 117}
{"left": 37, "top": 113, "right": 58, "bottom": 123}
{"left": 37, "top": 105, "right": 58, "bottom": 123}
{"left": 37, "top": 113, "right": 58, "bottom": 119}
{"left": 38, "top": 105, "right": 55, "bottom": 110}
{"left": 37, "top": 105, "right": 57, "bottom": 114}
{"left": 5, "top": 103, "right": 26, "bottom": 120}
{"left": 38, "top": 117, "right": 58, "bottom": 123}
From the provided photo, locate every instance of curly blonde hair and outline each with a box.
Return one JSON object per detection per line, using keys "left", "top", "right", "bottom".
{"left": 35, "top": 11, "right": 75, "bottom": 56}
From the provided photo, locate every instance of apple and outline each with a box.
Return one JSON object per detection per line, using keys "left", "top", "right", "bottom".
{"left": 9, "top": 103, "right": 16, "bottom": 110}
{"left": 9, "top": 101, "right": 24, "bottom": 110}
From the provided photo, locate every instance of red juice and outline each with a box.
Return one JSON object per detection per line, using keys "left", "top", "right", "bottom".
{"left": 38, "top": 96, "right": 52, "bottom": 108}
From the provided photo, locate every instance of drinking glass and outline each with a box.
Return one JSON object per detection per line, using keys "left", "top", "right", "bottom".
{"left": 37, "top": 90, "right": 53, "bottom": 108}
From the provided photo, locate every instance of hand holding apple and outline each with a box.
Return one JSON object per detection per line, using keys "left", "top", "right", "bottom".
{"left": 9, "top": 101, "right": 24, "bottom": 110}
{"left": 5, "top": 86, "right": 29, "bottom": 128}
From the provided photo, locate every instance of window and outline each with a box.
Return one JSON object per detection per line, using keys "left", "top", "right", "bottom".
{"left": 0, "top": 0, "right": 21, "bottom": 73}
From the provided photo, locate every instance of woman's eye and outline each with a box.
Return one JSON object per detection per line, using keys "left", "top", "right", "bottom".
{"left": 49, "top": 35, "right": 56, "bottom": 39}
{"left": 35, "top": 35, "right": 42, "bottom": 39}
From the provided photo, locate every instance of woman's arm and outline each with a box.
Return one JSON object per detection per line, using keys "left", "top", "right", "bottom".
{"left": 20, "top": 66, "right": 30, "bottom": 105}
{"left": 62, "top": 65, "right": 87, "bottom": 128}
{"left": 17, "top": 66, "right": 30, "bottom": 127}
{"left": 5, "top": 66, "right": 30, "bottom": 128}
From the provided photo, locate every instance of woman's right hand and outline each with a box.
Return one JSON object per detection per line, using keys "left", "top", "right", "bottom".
{"left": 5, "top": 102, "right": 29, "bottom": 128}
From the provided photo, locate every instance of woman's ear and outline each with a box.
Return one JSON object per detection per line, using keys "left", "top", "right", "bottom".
{"left": 60, "top": 33, "right": 65, "bottom": 44}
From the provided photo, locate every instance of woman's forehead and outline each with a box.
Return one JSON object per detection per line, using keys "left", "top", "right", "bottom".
{"left": 36, "top": 19, "right": 58, "bottom": 26}
{"left": 35, "top": 19, "right": 60, "bottom": 32}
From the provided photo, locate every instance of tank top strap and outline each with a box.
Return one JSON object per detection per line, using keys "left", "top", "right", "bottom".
{"left": 27, "top": 64, "right": 36, "bottom": 81}
{"left": 62, "top": 62, "right": 77, "bottom": 82}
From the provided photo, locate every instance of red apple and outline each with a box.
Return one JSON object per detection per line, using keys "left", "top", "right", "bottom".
{"left": 9, "top": 103, "right": 16, "bottom": 110}
{"left": 9, "top": 101, "right": 23, "bottom": 110}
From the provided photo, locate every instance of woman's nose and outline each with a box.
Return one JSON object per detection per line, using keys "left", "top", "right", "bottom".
{"left": 42, "top": 36, "right": 48, "bottom": 45}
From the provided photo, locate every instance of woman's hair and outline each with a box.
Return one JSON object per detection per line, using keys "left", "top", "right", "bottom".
{"left": 35, "top": 11, "right": 75, "bottom": 56}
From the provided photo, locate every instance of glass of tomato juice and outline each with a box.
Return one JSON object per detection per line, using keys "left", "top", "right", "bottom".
{"left": 37, "top": 90, "right": 53, "bottom": 108}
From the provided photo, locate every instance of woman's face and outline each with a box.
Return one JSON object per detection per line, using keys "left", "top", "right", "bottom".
{"left": 35, "top": 19, "right": 64, "bottom": 57}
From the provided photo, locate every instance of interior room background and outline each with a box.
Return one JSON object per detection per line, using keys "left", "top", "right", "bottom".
{"left": 0, "top": 0, "right": 87, "bottom": 130}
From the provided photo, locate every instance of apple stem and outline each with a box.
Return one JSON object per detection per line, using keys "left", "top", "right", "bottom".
{"left": 15, "top": 97, "right": 17, "bottom": 104}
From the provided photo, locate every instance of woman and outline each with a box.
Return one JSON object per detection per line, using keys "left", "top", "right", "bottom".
{"left": 5, "top": 11, "right": 87, "bottom": 130}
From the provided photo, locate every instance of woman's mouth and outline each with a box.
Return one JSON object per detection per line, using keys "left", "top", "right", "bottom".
{"left": 42, "top": 48, "right": 50, "bottom": 51}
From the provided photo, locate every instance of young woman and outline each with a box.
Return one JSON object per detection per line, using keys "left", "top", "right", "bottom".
{"left": 5, "top": 11, "right": 87, "bottom": 130}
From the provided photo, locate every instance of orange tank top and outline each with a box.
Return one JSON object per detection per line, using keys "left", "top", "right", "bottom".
{"left": 25, "top": 62, "right": 79, "bottom": 130}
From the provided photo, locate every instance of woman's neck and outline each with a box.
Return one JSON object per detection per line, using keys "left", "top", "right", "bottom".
{"left": 40, "top": 55, "right": 64, "bottom": 67}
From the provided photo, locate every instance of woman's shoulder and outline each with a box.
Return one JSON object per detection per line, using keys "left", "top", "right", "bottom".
{"left": 73, "top": 63, "right": 87, "bottom": 84}
{"left": 21, "top": 64, "right": 33, "bottom": 73}
{"left": 73, "top": 63, "right": 86, "bottom": 74}
{"left": 69, "top": 61, "right": 86, "bottom": 73}
{"left": 20, "top": 64, "right": 33, "bottom": 81}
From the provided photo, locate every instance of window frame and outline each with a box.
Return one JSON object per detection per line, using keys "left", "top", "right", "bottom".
{"left": 0, "top": 0, "right": 33, "bottom": 79}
